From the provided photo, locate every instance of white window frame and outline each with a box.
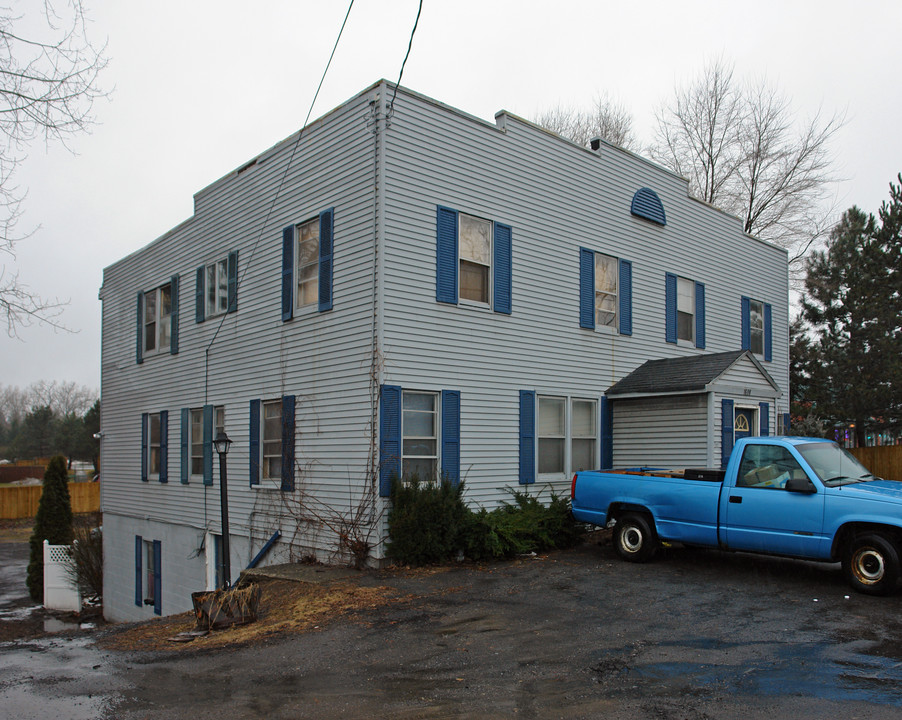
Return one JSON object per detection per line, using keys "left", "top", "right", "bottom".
{"left": 147, "top": 412, "right": 162, "bottom": 478}
{"left": 262, "top": 399, "right": 282, "bottom": 482}
{"left": 734, "top": 405, "right": 760, "bottom": 437}
{"left": 190, "top": 408, "right": 203, "bottom": 478}
{"left": 295, "top": 217, "right": 320, "bottom": 311}
{"left": 401, "top": 390, "right": 439, "bottom": 481}
{"left": 190, "top": 406, "right": 224, "bottom": 480}
{"left": 538, "top": 395, "right": 599, "bottom": 477}
{"left": 143, "top": 283, "right": 172, "bottom": 355}
{"left": 205, "top": 258, "right": 229, "bottom": 318}
{"left": 570, "top": 398, "right": 598, "bottom": 473}
{"left": 677, "top": 276, "right": 695, "bottom": 343}
{"left": 594, "top": 253, "right": 618, "bottom": 329}
{"left": 458, "top": 213, "right": 492, "bottom": 306}
{"left": 748, "top": 299, "right": 765, "bottom": 356}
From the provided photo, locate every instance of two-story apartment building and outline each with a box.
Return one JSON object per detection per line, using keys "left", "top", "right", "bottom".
{"left": 99, "top": 81, "right": 789, "bottom": 620}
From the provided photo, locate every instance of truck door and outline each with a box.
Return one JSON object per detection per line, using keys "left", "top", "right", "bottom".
{"left": 722, "top": 443, "right": 826, "bottom": 558}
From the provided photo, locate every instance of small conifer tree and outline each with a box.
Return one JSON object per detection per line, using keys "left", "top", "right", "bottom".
{"left": 26, "top": 455, "right": 74, "bottom": 602}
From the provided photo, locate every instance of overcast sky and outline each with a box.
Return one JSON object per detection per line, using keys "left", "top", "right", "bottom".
{"left": 2, "top": 0, "right": 900, "bottom": 392}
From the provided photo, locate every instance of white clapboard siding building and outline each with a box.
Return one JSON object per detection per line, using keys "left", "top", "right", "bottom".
{"left": 99, "top": 81, "right": 789, "bottom": 620}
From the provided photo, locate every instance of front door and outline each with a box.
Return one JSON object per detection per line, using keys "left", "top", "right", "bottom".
{"left": 734, "top": 409, "right": 754, "bottom": 441}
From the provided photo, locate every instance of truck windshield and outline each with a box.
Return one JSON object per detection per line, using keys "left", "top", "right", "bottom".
{"left": 796, "top": 442, "right": 876, "bottom": 486}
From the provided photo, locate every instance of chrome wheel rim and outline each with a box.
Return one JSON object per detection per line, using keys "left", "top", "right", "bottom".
{"left": 852, "top": 547, "right": 885, "bottom": 585}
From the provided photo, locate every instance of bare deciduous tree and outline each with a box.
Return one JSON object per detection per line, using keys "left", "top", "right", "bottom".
{"left": 649, "top": 57, "right": 844, "bottom": 279}
{"left": 0, "top": 1, "right": 108, "bottom": 335}
{"left": 534, "top": 93, "right": 636, "bottom": 150}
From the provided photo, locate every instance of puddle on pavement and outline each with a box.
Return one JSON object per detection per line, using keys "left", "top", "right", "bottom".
{"left": 594, "top": 639, "right": 902, "bottom": 707}
{"left": 0, "top": 635, "right": 118, "bottom": 720}
{"left": 43, "top": 617, "right": 80, "bottom": 633}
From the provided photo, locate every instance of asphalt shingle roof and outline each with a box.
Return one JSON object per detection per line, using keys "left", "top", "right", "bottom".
{"left": 607, "top": 350, "right": 755, "bottom": 396}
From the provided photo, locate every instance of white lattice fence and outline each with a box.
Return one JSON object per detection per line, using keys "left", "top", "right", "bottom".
{"left": 43, "top": 540, "right": 81, "bottom": 611}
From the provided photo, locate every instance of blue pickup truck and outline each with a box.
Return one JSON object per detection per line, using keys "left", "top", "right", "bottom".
{"left": 571, "top": 437, "right": 902, "bottom": 595}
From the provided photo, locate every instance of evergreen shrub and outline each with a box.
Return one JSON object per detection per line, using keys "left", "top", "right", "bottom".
{"left": 387, "top": 475, "right": 585, "bottom": 566}
{"left": 27, "top": 455, "right": 74, "bottom": 602}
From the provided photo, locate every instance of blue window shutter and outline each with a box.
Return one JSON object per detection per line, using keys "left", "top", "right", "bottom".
{"left": 249, "top": 399, "right": 260, "bottom": 486}
{"left": 281, "top": 225, "right": 294, "bottom": 321}
{"left": 141, "top": 413, "right": 148, "bottom": 482}
{"left": 281, "top": 395, "right": 296, "bottom": 492}
{"left": 379, "top": 385, "right": 402, "bottom": 497}
{"left": 782, "top": 412, "right": 791, "bottom": 435}
{"left": 169, "top": 275, "right": 179, "bottom": 355}
{"left": 600, "top": 396, "right": 614, "bottom": 469}
{"left": 436, "top": 206, "right": 459, "bottom": 304}
{"left": 441, "top": 390, "right": 461, "bottom": 483}
{"left": 152, "top": 540, "right": 162, "bottom": 615}
{"left": 493, "top": 222, "right": 512, "bottom": 315}
{"left": 195, "top": 266, "right": 205, "bottom": 323}
{"left": 519, "top": 390, "right": 536, "bottom": 484}
{"left": 665, "top": 272, "right": 677, "bottom": 344}
{"left": 136, "top": 292, "right": 144, "bottom": 364}
{"left": 579, "top": 248, "right": 595, "bottom": 329}
{"left": 741, "top": 297, "right": 751, "bottom": 350}
{"left": 134, "top": 535, "right": 143, "bottom": 607}
{"left": 764, "top": 303, "right": 773, "bottom": 362}
{"left": 721, "top": 399, "right": 734, "bottom": 469}
{"left": 695, "top": 282, "right": 706, "bottom": 349}
{"left": 618, "top": 259, "right": 632, "bottom": 336}
{"left": 227, "top": 251, "right": 238, "bottom": 313}
{"left": 180, "top": 408, "right": 189, "bottom": 484}
{"left": 159, "top": 410, "right": 168, "bottom": 483}
{"left": 318, "top": 208, "right": 334, "bottom": 312}
{"left": 759, "top": 402, "right": 770, "bottom": 436}
{"left": 203, "top": 404, "right": 213, "bottom": 486}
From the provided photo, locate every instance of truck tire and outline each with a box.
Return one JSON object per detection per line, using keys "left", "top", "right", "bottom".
{"left": 613, "top": 513, "right": 657, "bottom": 563}
{"left": 842, "top": 533, "right": 901, "bottom": 596}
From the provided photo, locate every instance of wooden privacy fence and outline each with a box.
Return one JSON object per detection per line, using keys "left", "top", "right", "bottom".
{"left": 849, "top": 445, "right": 902, "bottom": 482}
{"left": 0, "top": 482, "right": 100, "bottom": 520}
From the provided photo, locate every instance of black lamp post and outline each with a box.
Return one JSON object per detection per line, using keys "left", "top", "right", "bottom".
{"left": 213, "top": 430, "right": 233, "bottom": 589}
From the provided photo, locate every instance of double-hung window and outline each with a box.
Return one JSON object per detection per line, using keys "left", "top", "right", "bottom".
{"left": 402, "top": 391, "right": 438, "bottom": 481}
{"left": 665, "top": 273, "right": 705, "bottom": 348}
{"left": 436, "top": 206, "right": 512, "bottom": 314}
{"left": 741, "top": 296, "right": 772, "bottom": 361}
{"left": 579, "top": 248, "right": 632, "bottom": 335}
{"left": 184, "top": 405, "right": 224, "bottom": 484}
{"left": 281, "top": 209, "right": 334, "bottom": 320}
{"left": 141, "top": 411, "right": 168, "bottom": 482}
{"left": 249, "top": 396, "right": 296, "bottom": 491}
{"left": 195, "top": 252, "right": 238, "bottom": 323}
{"left": 137, "top": 276, "right": 179, "bottom": 362}
{"left": 535, "top": 395, "right": 598, "bottom": 477}
{"left": 521, "top": 393, "right": 599, "bottom": 482}
{"left": 378, "top": 385, "right": 461, "bottom": 496}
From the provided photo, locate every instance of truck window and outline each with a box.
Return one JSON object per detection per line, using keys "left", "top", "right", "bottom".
{"left": 737, "top": 445, "right": 806, "bottom": 489}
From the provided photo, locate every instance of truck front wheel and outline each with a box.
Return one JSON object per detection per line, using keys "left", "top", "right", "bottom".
{"left": 613, "top": 513, "right": 658, "bottom": 563}
{"left": 842, "top": 533, "right": 901, "bottom": 596}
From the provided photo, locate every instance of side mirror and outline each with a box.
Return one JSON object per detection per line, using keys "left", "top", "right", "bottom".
{"left": 785, "top": 476, "right": 817, "bottom": 494}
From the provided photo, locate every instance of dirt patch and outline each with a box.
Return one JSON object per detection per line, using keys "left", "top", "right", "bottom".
{"left": 98, "top": 577, "right": 408, "bottom": 653}
{"left": 0, "top": 518, "right": 32, "bottom": 543}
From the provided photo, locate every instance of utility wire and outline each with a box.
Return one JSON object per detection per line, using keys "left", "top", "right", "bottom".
{"left": 204, "top": 0, "right": 356, "bottom": 363}
{"left": 387, "top": 0, "right": 424, "bottom": 117}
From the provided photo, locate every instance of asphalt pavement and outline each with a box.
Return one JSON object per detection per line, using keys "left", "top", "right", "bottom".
{"left": 3, "top": 536, "right": 902, "bottom": 718}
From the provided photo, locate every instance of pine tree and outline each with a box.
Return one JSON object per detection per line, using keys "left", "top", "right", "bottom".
{"left": 801, "top": 177, "right": 902, "bottom": 444}
{"left": 26, "top": 455, "right": 74, "bottom": 602}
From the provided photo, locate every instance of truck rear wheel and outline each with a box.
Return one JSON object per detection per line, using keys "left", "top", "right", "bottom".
{"left": 613, "top": 513, "right": 657, "bottom": 563}
{"left": 842, "top": 533, "right": 901, "bottom": 596}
